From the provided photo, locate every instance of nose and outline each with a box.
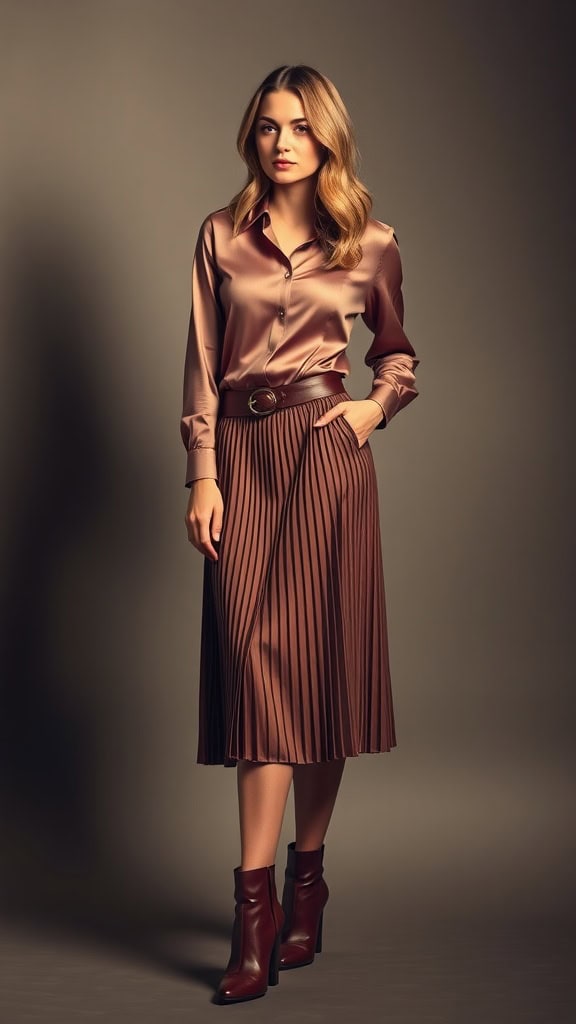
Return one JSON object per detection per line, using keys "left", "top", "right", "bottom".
{"left": 276, "top": 128, "right": 292, "bottom": 152}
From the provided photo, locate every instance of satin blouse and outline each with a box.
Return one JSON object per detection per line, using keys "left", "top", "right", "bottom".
{"left": 180, "top": 192, "right": 420, "bottom": 486}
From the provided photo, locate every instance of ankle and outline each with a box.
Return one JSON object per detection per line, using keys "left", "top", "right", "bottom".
{"left": 293, "top": 838, "right": 325, "bottom": 853}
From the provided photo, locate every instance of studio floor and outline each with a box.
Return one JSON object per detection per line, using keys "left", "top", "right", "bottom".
{"left": 0, "top": 895, "right": 572, "bottom": 1023}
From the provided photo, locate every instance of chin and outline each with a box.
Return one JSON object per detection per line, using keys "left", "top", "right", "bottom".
{"left": 269, "top": 168, "right": 301, "bottom": 181}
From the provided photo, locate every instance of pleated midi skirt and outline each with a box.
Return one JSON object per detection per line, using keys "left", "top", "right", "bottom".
{"left": 196, "top": 386, "right": 397, "bottom": 767}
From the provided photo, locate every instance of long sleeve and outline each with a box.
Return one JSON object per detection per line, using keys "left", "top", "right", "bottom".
{"left": 180, "top": 216, "right": 225, "bottom": 486}
{"left": 361, "top": 230, "right": 420, "bottom": 429}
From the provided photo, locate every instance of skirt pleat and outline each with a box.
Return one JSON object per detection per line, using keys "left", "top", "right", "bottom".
{"left": 196, "top": 388, "right": 397, "bottom": 766}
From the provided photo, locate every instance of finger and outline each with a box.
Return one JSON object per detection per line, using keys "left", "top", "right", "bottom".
{"left": 212, "top": 513, "right": 223, "bottom": 542}
{"left": 187, "top": 515, "right": 218, "bottom": 560}
{"left": 184, "top": 516, "right": 199, "bottom": 548}
{"left": 199, "top": 525, "right": 218, "bottom": 561}
{"left": 186, "top": 522, "right": 203, "bottom": 553}
{"left": 313, "top": 404, "right": 347, "bottom": 427}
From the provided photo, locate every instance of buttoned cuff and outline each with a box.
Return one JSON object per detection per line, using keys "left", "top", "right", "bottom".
{"left": 185, "top": 446, "right": 218, "bottom": 487}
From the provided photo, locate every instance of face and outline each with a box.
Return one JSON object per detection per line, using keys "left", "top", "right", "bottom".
{"left": 254, "top": 89, "right": 325, "bottom": 185}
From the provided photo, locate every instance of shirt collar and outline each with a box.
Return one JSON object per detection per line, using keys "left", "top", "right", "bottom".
{"left": 237, "top": 193, "right": 271, "bottom": 234}
{"left": 237, "top": 191, "right": 319, "bottom": 246}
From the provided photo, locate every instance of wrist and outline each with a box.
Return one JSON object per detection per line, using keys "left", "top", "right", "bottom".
{"left": 365, "top": 398, "right": 385, "bottom": 426}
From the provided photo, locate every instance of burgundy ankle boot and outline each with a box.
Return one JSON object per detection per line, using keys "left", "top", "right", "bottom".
{"left": 279, "top": 841, "right": 329, "bottom": 970}
{"left": 216, "top": 864, "right": 285, "bottom": 1003}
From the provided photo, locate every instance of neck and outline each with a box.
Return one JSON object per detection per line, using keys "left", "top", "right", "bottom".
{"left": 268, "top": 179, "right": 318, "bottom": 226}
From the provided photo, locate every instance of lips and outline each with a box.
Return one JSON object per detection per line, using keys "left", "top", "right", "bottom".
{"left": 273, "top": 160, "right": 295, "bottom": 167}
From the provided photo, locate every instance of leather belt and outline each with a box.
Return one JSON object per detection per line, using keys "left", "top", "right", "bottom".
{"left": 219, "top": 371, "right": 346, "bottom": 418}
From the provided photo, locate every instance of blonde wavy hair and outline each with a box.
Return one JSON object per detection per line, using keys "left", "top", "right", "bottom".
{"left": 227, "top": 65, "right": 373, "bottom": 270}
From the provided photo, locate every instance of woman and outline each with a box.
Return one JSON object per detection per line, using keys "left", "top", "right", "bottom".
{"left": 181, "top": 64, "right": 419, "bottom": 1004}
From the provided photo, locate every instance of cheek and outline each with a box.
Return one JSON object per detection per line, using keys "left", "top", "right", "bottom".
{"left": 305, "top": 141, "right": 323, "bottom": 165}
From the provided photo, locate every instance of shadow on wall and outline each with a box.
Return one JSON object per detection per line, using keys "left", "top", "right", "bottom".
{"left": 0, "top": 197, "right": 111, "bottom": 893}
{"left": 0, "top": 189, "right": 226, "bottom": 985}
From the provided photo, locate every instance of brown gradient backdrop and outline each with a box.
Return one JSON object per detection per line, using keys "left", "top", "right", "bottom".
{"left": 0, "top": 0, "right": 574, "bottom": 1019}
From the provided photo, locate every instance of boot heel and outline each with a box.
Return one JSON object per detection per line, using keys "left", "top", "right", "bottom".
{"left": 315, "top": 909, "right": 323, "bottom": 953}
{"left": 268, "top": 931, "right": 280, "bottom": 986}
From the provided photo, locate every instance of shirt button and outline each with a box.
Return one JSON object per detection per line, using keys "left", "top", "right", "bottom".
{"left": 278, "top": 306, "right": 285, "bottom": 319}
{"left": 284, "top": 270, "right": 291, "bottom": 279}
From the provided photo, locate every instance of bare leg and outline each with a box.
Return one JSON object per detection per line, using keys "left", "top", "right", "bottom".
{"left": 237, "top": 760, "right": 294, "bottom": 869}
{"left": 292, "top": 758, "right": 346, "bottom": 850}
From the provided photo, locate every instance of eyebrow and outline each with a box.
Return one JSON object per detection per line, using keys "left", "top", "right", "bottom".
{"left": 257, "top": 116, "right": 308, "bottom": 125}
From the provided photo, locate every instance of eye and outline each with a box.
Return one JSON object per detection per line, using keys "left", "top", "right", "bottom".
{"left": 259, "top": 124, "right": 276, "bottom": 134}
{"left": 294, "top": 124, "right": 310, "bottom": 133}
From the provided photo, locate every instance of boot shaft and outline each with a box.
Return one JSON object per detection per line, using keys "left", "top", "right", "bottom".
{"left": 218, "top": 863, "right": 285, "bottom": 1002}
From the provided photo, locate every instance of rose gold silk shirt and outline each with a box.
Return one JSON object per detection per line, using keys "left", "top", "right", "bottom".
{"left": 181, "top": 193, "right": 419, "bottom": 486}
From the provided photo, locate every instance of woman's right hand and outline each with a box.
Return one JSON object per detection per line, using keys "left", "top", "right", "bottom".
{"left": 185, "top": 478, "right": 224, "bottom": 561}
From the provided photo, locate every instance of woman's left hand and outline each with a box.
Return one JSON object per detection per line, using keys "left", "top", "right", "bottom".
{"left": 313, "top": 399, "right": 384, "bottom": 447}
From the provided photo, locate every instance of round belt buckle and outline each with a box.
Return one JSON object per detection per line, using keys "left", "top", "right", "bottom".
{"left": 248, "top": 387, "right": 277, "bottom": 416}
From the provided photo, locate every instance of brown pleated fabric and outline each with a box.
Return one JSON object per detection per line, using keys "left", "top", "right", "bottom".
{"left": 197, "top": 386, "right": 396, "bottom": 767}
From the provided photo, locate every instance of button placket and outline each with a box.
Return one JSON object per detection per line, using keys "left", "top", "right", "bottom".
{"left": 266, "top": 259, "right": 294, "bottom": 360}
{"left": 281, "top": 260, "right": 293, "bottom": 311}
